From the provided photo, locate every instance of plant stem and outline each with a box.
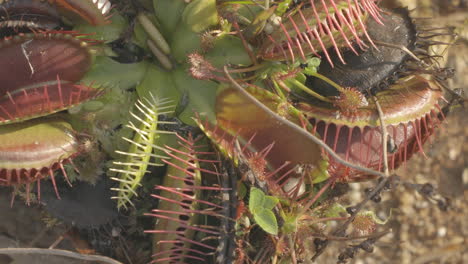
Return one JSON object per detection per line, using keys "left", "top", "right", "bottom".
{"left": 373, "top": 96, "right": 389, "bottom": 176}
{"left": 288, "top": 79, "right": 332, "bottom": 103}
{"left": 308, "top": 72, "right": 346, "bottom": 93}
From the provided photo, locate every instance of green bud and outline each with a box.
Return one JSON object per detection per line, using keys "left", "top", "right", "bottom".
{"left": 137, "top": 13, "right": 171, "bottom": 55}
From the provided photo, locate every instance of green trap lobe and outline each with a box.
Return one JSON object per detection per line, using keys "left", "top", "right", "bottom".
{"left": 0, "top": 118, "right": 80, "bottom": 186}
{"left": 0, "top": 118, "right": 79, "bottom": 170}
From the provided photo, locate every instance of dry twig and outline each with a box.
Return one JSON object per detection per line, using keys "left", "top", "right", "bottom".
{"left": 0, "top": 248, "right": 124, "bottom": 264}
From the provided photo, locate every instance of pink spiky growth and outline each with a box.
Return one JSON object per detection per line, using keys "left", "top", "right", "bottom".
{"left": 332, "top": 87, "right": 368, "bottom": 117}
{"left": 145, "top": 133, "right": 231, "bottom": 263}
{"left": 188, "top": 52, "right": 246, "bottom": 83}
{"left": 0, "top": 32, "right": 102, "bottom": 124}
{"left": 350, "top": 213, "right": 377, "bottom": 236}
{"left": 299, "top": 76, "right": 445, "bottom": 181}
{"left": 188, "top": 53, "right": 218, "bottom": 80}
{"left": 0, "top": 118, "right": 82, "bottom": 205}
{"left": 260, "top": 0, "right": 383, "bottom": 66}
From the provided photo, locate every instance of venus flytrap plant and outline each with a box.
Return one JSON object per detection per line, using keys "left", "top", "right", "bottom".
{"left": 0, "top": 0, "right": 127, "bottom": 203}
{"left": 296, "top": 8, "right": 451, "bottom": 182}
{"left": 132, "top": 0, "right": 243, "bottom": 127}
{"left": 110, "top": 93, "right": 176, "bottom": 210}
{"left": 141, "top": 2, "right": 456, "bottom": 262}
{"left": 197, "top": 86, "right": 326, "bottom": 200}
{"left": 0, "top": 0, "right": 461, "bottom": 263}
{"left": 145, "top": 133, "right": 230, "bottom": 263}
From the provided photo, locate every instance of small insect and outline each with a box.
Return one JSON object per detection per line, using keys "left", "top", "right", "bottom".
{"left": 387, "top": 136, "right": 398, "bottom": 154}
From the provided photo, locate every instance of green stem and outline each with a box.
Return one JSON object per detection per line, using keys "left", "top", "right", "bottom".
{"left": 289, "top": 79, "right": 332, "bottom": 103}
{"left": 273, "top": 80, "right": 287, "bottom": 100}
{"left": 309, "top": 72, "right": 346, "bottom": 93}
{"left": 227, "top": 63, "right": 266, "bottom": 73}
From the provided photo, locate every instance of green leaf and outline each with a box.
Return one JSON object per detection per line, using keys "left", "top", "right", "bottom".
{"left": 133, "top": 18, "right": 150, "bottom": 49}
{"left": 171, "top": 67, "right": 217, "bottom": 125}
{"left": 249, "top": 187, "right": 279, "bottom": 235}
{"left": 171, "top": 21, "right": 202, "bottom": 63}
{"left": 310, "top": 159, "right": 330, "bottom": 184}
{"left": 74, "top": 12, "right": 127, "bottom": 43}
{"left": 263, "top": 196, "right": 279, "bottom": 211}
{"left": 136, "top": 64, "right": 181, "bottom": 106}
{"left": 281, "top": 213, "right": 298, "bottom": 234}
{"left": 249, "top": 187, "right": 265, "bottom": 214}
{"left": 242, "top": 6, "right": 275, "bottom": 39}
{"left": 254, "top": 209, "right": 278, "bottom": 235}
{"left": 205, "top": 35, "right": 252, "bottom": 67}
{"left": 133, "top": 13, "right": 166, "bottom": 52}
{"left": 237, "top": 181, "right": 247, "bottom": 200}
{"left": 276, "top": 0, "right": 294, "bottom": 15}
{"left": 81, "top": 56, "right": 149, "bottom": 90}
{"left": 137, "top": 13, "right": 171, "bottom": 55}
{"left": 322, "top": 202, "right": 347, "bottom": 218}
{"left": 182, "top": 0, "right": 219, "bottom": 33}
{"left": 153, "top": 0, "right": 186, "bottom": 37}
